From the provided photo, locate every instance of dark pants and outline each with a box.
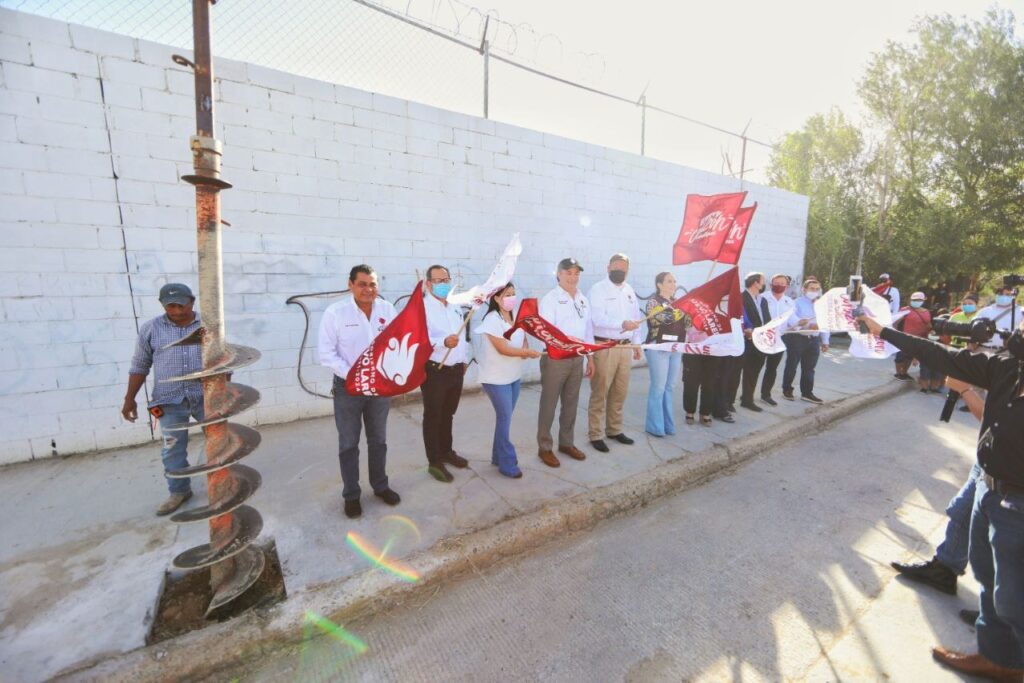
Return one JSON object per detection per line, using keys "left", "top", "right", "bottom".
{"left": 682, "top": 354, "right": 716, "bottom": 416}
{"left": 725, "top": 354, "right": 743, "bottom": 407}
{"left": 761, "top": 352, "right": 783, "bottom": 398}
{"left": 782, "top": 334, "right": 820, "bottom": 396}
{"left": 712, "top": 356, "right": 733, "bottom": 418}
{"left": 332, "top": 377, "right": 390, "bottom": 501}
{"left": 420, "top": 362, "right": 465, "bottom": 463}
{"left": 740, "top": 340, "right": 766, "bottom": 404}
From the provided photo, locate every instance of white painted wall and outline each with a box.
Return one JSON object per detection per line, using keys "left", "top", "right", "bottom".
{"left": 0, "top": 9, "right": 809, "bottom": 465}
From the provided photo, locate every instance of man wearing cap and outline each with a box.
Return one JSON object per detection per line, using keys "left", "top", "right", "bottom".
{"left": 587, "top": 253, "right": 643, "bottom": 452}
{"left": 122, "top": 283, "right": 203, "bottom": 516}
{"left": 537, "top": 258, "right": 595, "bottom": 467}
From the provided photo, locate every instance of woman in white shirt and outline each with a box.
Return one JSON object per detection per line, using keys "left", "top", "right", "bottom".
{"left": 473, "top": 283, "right": 543, "bottom": 478}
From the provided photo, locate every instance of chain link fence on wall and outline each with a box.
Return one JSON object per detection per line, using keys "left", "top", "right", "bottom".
{"left": 4, "top": 0, "right": 779, "bottom": 181}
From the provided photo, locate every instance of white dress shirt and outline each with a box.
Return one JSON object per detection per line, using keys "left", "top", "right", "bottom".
{"left": 764, "top": 293, "right": 795, "bottom": 322}
{"left": 318, "top": 297, "right": 397, "bottom": 378}
{"left": 539, "top": 285, "right": 595, "bottom": 343}
{"left": 473, "top": 311, "right": 527, "bottom": 385}
{"left": 587, "top": 278, "right": 644, "bottom": 343}
{"left": 424, "top": 293, "right": 470, "bottom": 365}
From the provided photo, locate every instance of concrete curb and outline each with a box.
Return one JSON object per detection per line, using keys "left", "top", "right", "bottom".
{"left": 60, "top": 379, "right": 911, "bottom": 682}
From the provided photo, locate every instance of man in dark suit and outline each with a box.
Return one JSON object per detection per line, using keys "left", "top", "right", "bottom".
{"left": 735, "top": 272, "right": 771, "bottom": 412}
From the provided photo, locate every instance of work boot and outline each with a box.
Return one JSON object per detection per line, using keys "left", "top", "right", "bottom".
{"left": 156, "top": 491, "right": 193, "bottom": 516}
{"left": 890, "top": 557, "right": 957, "bottom": 595}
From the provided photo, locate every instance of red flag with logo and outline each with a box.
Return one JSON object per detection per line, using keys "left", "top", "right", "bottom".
{"left": 673, "top": 267, "right": 743, "bottom": 335}
{"left": 504, "top": 298, "right": 617, "bottom": 360}
{"left": 672, "top": 191, "right": 747, "bottom": 265}
{"left": 346, "top": 281, "right": 433, "bottom": 396}
{"left": 715, "top": 202, "right": 757, "bottom": 265}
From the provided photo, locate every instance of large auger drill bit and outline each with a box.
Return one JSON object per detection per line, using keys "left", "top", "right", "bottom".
{"left": 160, "top": 0, "right": 271, "bottom": 615}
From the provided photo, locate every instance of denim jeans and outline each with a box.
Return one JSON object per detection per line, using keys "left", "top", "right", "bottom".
{"left": 782, "top": 334, "right": 820, "bottom": 396}
{"left": 482, "top": 381, "right": 521, "bottom": 476}
{"left": 157, "top": 397, "right": 204, "bottom": 495}
{"left": 645, "top": 349, "right": 680, "bottom": 436}
{"left": 333, "top": 377, "right": 390, "bottom": 501}
{"left": 935, "top": 462, "right": 982, "bottom": 574}
{"left": 971, "top": 475, "right": 1024, "bottom": 669}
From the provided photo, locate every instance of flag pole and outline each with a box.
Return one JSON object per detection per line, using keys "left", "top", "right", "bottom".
{"left": 705, "top": 260, "right": 718, "bottom": 282}
{"left": 437, "top": 306, "right": 474, "bottom": 366}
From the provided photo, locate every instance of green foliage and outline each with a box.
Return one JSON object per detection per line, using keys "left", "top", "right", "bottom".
{"left": 768, "top": 9, "right": 1024, "bottom": 295}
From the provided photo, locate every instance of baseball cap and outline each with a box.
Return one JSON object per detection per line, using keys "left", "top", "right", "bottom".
{"left": 910, "top": 291, "right": 926, "bottom": 301}
{"left": 879, "top": 273, "right": 891, "bottom": 280}
{"left": 159, "top": 283, "right": 194, "bottom": 305}
{"left": 557, "top": 257, "right": 584, "bottom": 272}
{"left": 608, "top": 253, "right": 629, "bottom": 264}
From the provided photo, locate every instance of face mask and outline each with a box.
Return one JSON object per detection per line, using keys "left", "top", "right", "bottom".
{"left": 432, "top": 282, "right": 452, "bottom": 299}
{"left": 608, "top": 270, "right": 626, "bottom": 285}
{"left": 499, "top": 295, "right": 518, "bottom": 312}
{"left": 997, "top": 295, "right": 1014, "bottom": 307}
{"left": 757, "top": 284, "right": 766, "bottom": 294}
{"left": 962, "top": 304, "right": 977, "bottom": 314}
{"left": 771, "top": 284, "right": 787, "bottom": 294}
{"left": 805, "top": 290, "right": 821, "bottom": 301}
{"left": 1007, "top": 330, "right": 1024, "bottom": 360}
{"left": 910, "top": 300, "right": 924, "bottom": 308}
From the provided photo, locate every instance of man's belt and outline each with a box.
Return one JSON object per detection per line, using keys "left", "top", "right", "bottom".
{"left": 983, "top": 473, "right": 1024, "bottom": 497}
{"left": 594, "top": 337, "right": 631, "bottom": 345}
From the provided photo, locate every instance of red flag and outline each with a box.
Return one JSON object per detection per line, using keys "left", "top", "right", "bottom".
{"left": 346, "top": 281, "right": 433, "bottom": 396}
{"left": 673, "top": 267, "right": 743, "bottom": 335}
{"left": 715, "top": 202, "right": 757, "bottom": 265}
{"left": 504, "top": 298, "right": 617, "bottom": 360}
{"left": 672, "top": 192, "right": 747, "bottom": 265}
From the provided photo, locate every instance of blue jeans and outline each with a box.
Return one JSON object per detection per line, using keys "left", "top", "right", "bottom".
{"left": 645, "top": 349, "right": 680, "bottom": 436}
{"left": 333, "top": 377, "right": 390, "bottom": 501}
{"left": 782, "top": 334, "right": 820, "bottom": 396}
{"left": 971, "top": 475, "right": 1024, "bottom": 669}
{"left": 935, "top": 462, "right": 982, "bottom": 574}
{"left": 483, "top": 381, "right": 521, "bottom": 476}
{"left": 157, "top": 396, "right": 204, "bottom": 495}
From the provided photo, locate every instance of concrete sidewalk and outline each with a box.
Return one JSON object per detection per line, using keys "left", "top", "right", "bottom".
{"left": 0, "top": 349, "right": 905, "bottom": 681}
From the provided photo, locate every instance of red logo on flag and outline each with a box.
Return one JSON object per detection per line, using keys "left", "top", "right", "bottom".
{"left": 673, "top": 267, "right": 743, "bottom": 335}
{"left": 716, "top": 202, "right": 757, "bottom": 266}
{"left": 504, "top": 298, "right": 617, "bottom": 360}
{"left": 673, "top": 192, "right": 747, "bottom": 265}
{"left": 346, "top": 281, "right": 433, "bottom": 397}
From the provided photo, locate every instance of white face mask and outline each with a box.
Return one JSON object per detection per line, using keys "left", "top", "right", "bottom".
{"left": 805, "top": 290, "right": 821, "bottom": 301}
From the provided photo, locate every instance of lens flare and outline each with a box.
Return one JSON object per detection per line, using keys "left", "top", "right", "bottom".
{"left": 296, "top": 611, "right": 368, "bottom": 681}
{"left": 304, "top": 611, "right": 369, "bottom": 654}
{"left": 379, "top": 514, "right": 422, "bottom": 545}
{"left": 346, "top": 531, "right": 421, "bottom": 583}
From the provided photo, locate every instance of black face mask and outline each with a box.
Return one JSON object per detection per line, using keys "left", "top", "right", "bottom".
{"left": 758, "top": 284, "right": 766, "bottom": 294}
{"left": 609, "top": 270, "right": 626, "bottom": 285}
{"left": 1006, "top": 330, "right": 1024, "bottom": 360}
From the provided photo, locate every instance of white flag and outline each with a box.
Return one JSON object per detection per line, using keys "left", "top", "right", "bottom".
{"left": 815, "top": 287, "right": 897, "bottom": 359}
{"left": 448, "top": 233, "right": 523, "bottom": 308}
{"left": 751, "top": 315, "right": 789, "bottom": 355}
{"left": 641, "top": 318, "right": 744, "bottom": 356}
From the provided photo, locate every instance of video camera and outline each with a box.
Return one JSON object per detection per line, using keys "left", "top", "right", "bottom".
{"left": 932, "top": 316, "right": 1008, "bottom": 347}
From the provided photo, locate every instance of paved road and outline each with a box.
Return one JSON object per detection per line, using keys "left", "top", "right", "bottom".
{"left": 223, "top": 390, "right": 983, "bottom": 682}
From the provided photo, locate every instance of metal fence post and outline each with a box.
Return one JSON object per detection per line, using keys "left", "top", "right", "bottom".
{"left": 639, "top": 94, "right": 647, "bottom": 156}
{"left": 480, "top": 16, "right": 490, "bottom": 119}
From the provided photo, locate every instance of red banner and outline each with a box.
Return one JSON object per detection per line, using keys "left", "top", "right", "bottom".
{"left": 715, "top": 202, "right": 757, "bottom": 265}
{"left": 346, "top": 281, "right": 433, "bottom": 396}
{"left": 672, "top": 192, "right": 747, "bottom": 265}
{"left": 673, "top": 267, "right": 743, "bottom": 335}
{"left": 504, "top": 298, "right": 617, "bottom": 360}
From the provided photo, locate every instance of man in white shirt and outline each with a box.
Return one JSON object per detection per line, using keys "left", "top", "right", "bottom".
{"left": 587, "top": 253, "right": 643, "bottom": 452}
{"left": 318, "top": 264, "right": 402, "bottom": 519}
{"left": 760, "top": 273, "right": 795, "bottom": 405}
{"left": 975, "top": 285, "right": 1024, "bottom": 349}
{"left": 421, "top": 264, "right": 471, "bottom": 483}
{"left": 876, "top": 273, "right": 901, "bottom": 316}
{"left": 537, "top": 257, "right": 595, "bottom": 467}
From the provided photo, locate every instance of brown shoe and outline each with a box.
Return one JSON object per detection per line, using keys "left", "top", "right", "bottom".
{"left": 156, "top": 491, "right": 193, "bottom": 516}
{"left": 441, "top": 450, "right": 468, "bottom": 468}
{"left": 558, "top": 445, "right": 586, "bottom": 461}
{"left": 932, "top": 646, "right": 1024, "bottom": 682}
{"left": 538, "top": 449, "right": 560, "bottom": 468}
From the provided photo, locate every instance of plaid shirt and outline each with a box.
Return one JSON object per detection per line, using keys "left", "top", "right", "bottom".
{"left": 129, "top": 314, "right": 204, "bottom": 407}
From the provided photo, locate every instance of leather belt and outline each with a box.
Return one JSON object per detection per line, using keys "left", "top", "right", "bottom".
{"left": 594, "top": 337, "right": 631, "bottom": 346}
{"left": 983, "top": 473, "right": 1024, "bottom": 497}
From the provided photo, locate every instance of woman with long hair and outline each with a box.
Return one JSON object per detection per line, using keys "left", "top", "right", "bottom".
{"left": 644, "top": 272, "right": 689, "bottom": 435}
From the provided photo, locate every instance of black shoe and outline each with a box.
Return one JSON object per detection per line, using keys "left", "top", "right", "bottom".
{"left": 801, "top": 394, "right": 824, "bottom": 404}
{"left": 761, "top": 395, "right": 778, "bottom": 406}
{"left": 717, "top": 414, "right": 735, "bottom": 423}
{"left": 740, "top": 400, "right": 763, "bottom": 412}
{"left": 890, "top": 557, "right": 957, "bottom": 595}
{"left": 782, "top": 390, "right": 795, "bottom": 401}
{"left": 958, "top": 404, "right": 971, "bottom": 412}
{"left": 590, "top": 439, "right": 610, "bottom": 453}
{"left": 608, "top": 433, "right": 634, "bottom": 445}
{"left": 959, "top": 609, "right": 979, "bottom": 627}
{"left": 344, "top": 499, "right": 362, "bottom": 519}
{"left": 428, "top": 463, "right": 454, "bottom": 483}
{"left": 442, "top": 450, "right": 469, "bottom": 468}
{"left": 895, "top": 374, "right": 913, "bottom": 382}
{"left": 374, "top": 489, "right": 401, "bottom": 506}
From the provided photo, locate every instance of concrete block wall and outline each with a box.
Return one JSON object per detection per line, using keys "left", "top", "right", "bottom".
{"left": 0, "top": 9, "right": 809, "bottom": 465}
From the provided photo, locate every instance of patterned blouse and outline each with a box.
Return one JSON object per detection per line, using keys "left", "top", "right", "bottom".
{"left": 644, "top": 295, "right": 691, "bottom": 344}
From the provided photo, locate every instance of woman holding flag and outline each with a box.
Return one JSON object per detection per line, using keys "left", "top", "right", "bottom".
{"left": 473, "top": 283, "right": 543, "bottom": 478}
{"left": 643, "top": 272, "right": 690, "bottom": 435}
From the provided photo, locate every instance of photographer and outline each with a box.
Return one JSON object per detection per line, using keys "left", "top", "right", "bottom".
{"left": 860, "top": 312, "right": 1024, "bottom": 680}
{"left": 976, "top": 285, "right": 1024, "bottom": 349}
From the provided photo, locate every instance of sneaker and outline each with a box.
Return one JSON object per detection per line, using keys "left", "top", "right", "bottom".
{"left": 801, "top": 394, "right": 824, "bottom": 404}
{"left": 890, "top": 557, "right": 957, "bottom": 595}
{"left": 156, "top": 491, "right": 193, "bottom": 516}
{"left": 344, "top": 499, "right": 362, "bottom": 519}
{"left": 374, "top": 489, "right": 401, "bottom": 506}
{"left": 782, "top": 390, "right": 795, "bottom": 401}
